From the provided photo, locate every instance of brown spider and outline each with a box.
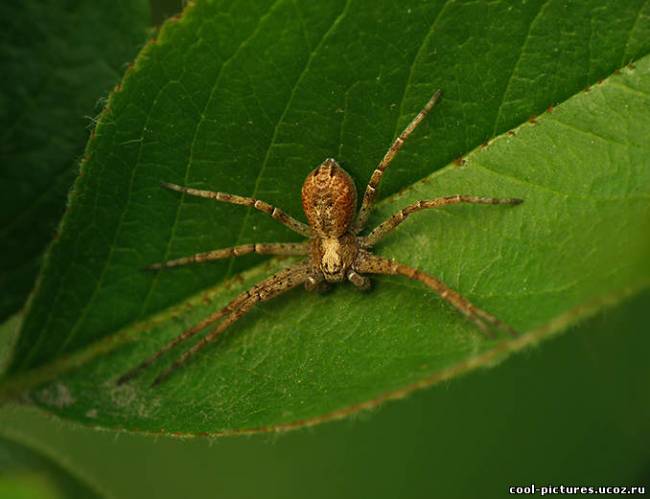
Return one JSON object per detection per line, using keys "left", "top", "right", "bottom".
{"left": 118, "top": 90, "right": 523, "bottom": 387}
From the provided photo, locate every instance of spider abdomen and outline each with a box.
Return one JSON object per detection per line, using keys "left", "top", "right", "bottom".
{"left": 301, "top": 158, "right": 357, "bottom": 238}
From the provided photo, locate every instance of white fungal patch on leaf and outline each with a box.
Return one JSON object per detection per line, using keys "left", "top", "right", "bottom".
{"left": 37, "top": 382, "right": 75, "bottom": 408}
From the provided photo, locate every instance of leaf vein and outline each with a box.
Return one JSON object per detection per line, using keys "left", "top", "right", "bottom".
{"left": 223, "top": 0, "right": 352, "bottom": 279}
{"left": 491, "top": 0, "right": 551, "bottom": 137}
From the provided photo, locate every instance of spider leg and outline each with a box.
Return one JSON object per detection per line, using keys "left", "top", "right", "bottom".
{"left": 150, "top": 261, "right": 314, "bottom": 386}
{"left": 117, "top": 291, "right": 253, "bottom": 385}
{"left": 304, "top": 274, "right": 330, "bottom": 293}
{"left": 117, "top": 260, "right": 312, "bottom": 385}
{"left": 354, "top": 89, "right": 442, "bottom": 233}
{"left": 161, "top": 182, "right": 312, "bottom": 237}
{"left": 347, "top": 270, "right": 371, "bottom": 291}
{"left": 146, "top": 242, "right": 308, "bottom": 269}
{"left": 362, "top": 195, "right": 523, "bottom": 247}
{"left": 354, "top": 251, "right": 517, "bottom": 338}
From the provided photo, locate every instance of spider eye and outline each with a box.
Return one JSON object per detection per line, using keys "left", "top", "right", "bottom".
{"left": 323, "top": 158, "right": 339, "bottom": 168}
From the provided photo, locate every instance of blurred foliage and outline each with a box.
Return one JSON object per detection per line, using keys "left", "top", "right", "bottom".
{"left": 0, "top": 0, "right": 150, "bottom": 321}
{"left": 150, "top": 0, "right": 184, "bottom": 24}
{"left": 0, "top": 434, "right": 102, "bottom": 499}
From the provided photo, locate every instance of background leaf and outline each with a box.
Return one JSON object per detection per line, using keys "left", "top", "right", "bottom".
{"left": 0, "top": 433, "right": 103, "bottom": 499}
{"left": 1, "top": 289, "right": 649, "bottom": 499}
{"left": 0, "top": 0, "right": 150, "bottom": 320}
{"left": 2, "top": 0, "right": 649, "bottom": 434}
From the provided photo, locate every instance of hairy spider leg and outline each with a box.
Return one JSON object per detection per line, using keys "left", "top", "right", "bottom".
{"left": 117, "top": 254, "right": 312, "bottom": 385}
{"left": 347, "top": 270, "right": 371, "bottom": 290}
{"left": 150, "top": 262, "right": 314, "bottom": 386}
{"left": 304, "top": 273, "right": 330, "bottom": 293}
{"left": 355, "top": 252, "right": 518, "bottom": 337}
{"left": 161, "top": 182, "right": 312, "bottom": 237}
{"left": 362, "top": 195, "right": 523, "bottom": 247}
{"left": 354, "top": 89, "right": 442, "bottom": 233}
{"left": 146, "top": 242, "right": 308, "bottom": 269}
{"left": 117, "top": 288, "right": 254, "bottom": 385}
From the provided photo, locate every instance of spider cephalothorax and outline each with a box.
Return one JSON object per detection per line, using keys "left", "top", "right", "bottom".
{"left": 118, "top": 90, "right": 523, "bottom": 387}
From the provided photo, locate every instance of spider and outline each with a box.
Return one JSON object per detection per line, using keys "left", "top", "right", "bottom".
{"left": 118, "top": 90, "right": 523, "bottom": 387}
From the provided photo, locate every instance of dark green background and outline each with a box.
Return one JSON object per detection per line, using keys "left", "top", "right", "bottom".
{"left": 0, "top": 435, "right": 103, "bottom": 499}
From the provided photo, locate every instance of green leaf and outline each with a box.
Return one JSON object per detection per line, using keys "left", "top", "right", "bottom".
{"left": 2, "top": 0, "right": 649, "bottom": 433}
{"left": 0, "top": 434, "right": 103, "bottom": 499}
{"left": 0, "top": 0, "right": 151, "bottom": 320}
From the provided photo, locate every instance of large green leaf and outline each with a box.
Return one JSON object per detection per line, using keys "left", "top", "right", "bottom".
{"left": 0, "top": 434, "right": 103, "bottom": 499}
{"left": 1, "top": 0, "right": 649, "bottom": 434}
{"left": 0, "top": 0, "right": 150, "bottom": 320}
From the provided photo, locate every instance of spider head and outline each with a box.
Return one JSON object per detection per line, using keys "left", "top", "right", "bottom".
{"left": 301, "top": 158, "right": 357, "bottom": 238}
